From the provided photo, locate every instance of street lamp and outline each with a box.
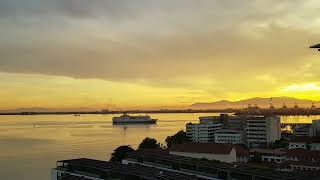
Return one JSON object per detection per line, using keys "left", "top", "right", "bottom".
{"left": 310, "top": 44, "right": 320, "bottom": 51}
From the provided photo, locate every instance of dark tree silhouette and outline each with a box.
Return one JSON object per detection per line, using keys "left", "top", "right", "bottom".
{"left": 250, "top": 152, "right": 262, "bottom": 163}
{"left": 138, "top": 137, "right": 161, "bottom": 150}
{"left": 110, "top": 145, "right": 134, "bottom": 162}
{"left": 165, "top": 130, "right": 190, "bottom": 148}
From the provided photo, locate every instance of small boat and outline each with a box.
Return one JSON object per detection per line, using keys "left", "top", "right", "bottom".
{"left": 112, "top": 113, "right": 157, "bottom": 124}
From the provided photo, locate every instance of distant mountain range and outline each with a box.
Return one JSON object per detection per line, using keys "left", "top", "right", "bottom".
{"left": 1, "top": 97, "right": 319, "bottom": 113}
{"left": 190, "top": 97, "right": 320, "bottom": 110}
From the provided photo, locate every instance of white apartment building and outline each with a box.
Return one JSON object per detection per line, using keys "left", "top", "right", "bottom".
{"left": 186, "top": 122, "right": 222, "bottom": 143}
{"left": 214, "top": 129, "right": 246, "bottom": 145}
{"left": 246, "top": 116, "right": 281, "bottom": 148}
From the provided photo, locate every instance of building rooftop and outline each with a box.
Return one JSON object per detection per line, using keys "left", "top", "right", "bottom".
{"left": 250, "top": 148, "right": 287, "bottom": 155}
{"left": 170, "top": 143, "right": 248, "bottom": 155}
{"left": 59, "top": 174, "right": 91, "bottom": 180}
{"left": 280, "top": 148, "right": 320, "bottom": 160}
{"left": 289, "top": 136, "right": 320, "bottom": 143}
{"left": 56, "top": 158, "right": 199, "bottom": 180}
{"left": 127, "top": 150, "right": 319, "bottom": 180}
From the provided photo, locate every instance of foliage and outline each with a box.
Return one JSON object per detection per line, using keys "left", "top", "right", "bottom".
{"left": 138, "top": 137, "right": 161, "bottom": 150}
{"left": 110, "top": 145, "right": 134, "bottom": 162}
{"left": 270, "top": 139, "right": 288, "bottom": 149}
{"left": 250, "top": 152, "right": 262, "bottom": 163}
{"left": 165, "top": 130, "right": 190, "bottom": 148}
{"left": 281, "top": 130, "right": 292, "bottom": 139}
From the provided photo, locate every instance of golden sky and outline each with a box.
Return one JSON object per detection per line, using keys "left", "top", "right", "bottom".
{"left": 0, "top": 0, "right": 320, "bottom": 110}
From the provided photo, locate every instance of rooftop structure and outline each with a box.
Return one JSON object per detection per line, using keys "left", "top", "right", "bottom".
{"left": 124, "top": 150, "right": 319, "bottom": 180}
{"left": 281, "top": 148, "right": 320, "bottom": 162}
{"left": 293, "top": 125, "right": 313, "bottom": 137}
{"left": 186, "top": 122, "right": 222, "bottom": 143}
{"left": 170, "top": 143, "right": 248, "bottom": 155}
{"left": 169, "top": 143, "right": 248, "bottom": 163}
{"left": 214, "top": 128, "right": 246, "bottom": 145}
{"left": 52, "top": 158, "right": 201, "bottom": 180}
{"left": 246, "top": 116, "right": 281, "bottom": 148}
{"left": 250, "top": 149, "right": 287, "bottom": 163}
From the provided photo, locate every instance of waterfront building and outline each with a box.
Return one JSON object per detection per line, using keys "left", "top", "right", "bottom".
{"left": 249, "top": 149, "right": 286, "bottom": 163}
{"left": 214, "top": 129, "right": 246, "bottom": 145}
{"left": 169, "top": 143, "right": 248, "bottom": 163}
{"left": 51, "top": 158, "right": 201, "bottom": 180}
{"left": 246, "top": 116, "right": 281, "bottom": 148}
{"left": 186, "top": 122, "right": 222, "bottom": 143}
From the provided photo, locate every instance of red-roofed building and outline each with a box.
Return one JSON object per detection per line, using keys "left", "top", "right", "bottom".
{"left": 281, "top": 148, "right": 320, "bottom": 162}
{"left": 169, "top": 143, "right": 248, "bottom": 163}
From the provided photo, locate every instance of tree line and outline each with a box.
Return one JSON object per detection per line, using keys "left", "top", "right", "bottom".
{"left": 110, "top": 130, "right": 189, "bottom": 162}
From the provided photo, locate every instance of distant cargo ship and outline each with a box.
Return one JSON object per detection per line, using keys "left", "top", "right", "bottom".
{"left": 112, "top": 114, "right": 157, "bottom": 124}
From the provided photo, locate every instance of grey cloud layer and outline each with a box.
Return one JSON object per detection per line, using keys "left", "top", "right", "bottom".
{"left": 0, "top": 0, "right": 319, "bottom": 91}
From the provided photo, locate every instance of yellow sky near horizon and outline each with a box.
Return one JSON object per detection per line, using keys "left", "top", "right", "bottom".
{"left": 1, "top": 72, "right": 320, "bottom": 110}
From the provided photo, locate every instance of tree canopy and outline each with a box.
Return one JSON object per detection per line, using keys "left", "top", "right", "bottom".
{"left": 138, "top": 137, "right": 161, "bottom": 150}
{"left": 110, "top": 145, "right": 134, "bottom": 162}
{"left": 165, "top": 130, "right": 189, "bottom": 148}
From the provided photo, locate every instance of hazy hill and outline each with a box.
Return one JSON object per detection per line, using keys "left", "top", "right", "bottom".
{"left": 190, "top": 97, "right": 320, "bottom": 109}
{"left": 0, "top": 107, "right": 101, "bottom": 113}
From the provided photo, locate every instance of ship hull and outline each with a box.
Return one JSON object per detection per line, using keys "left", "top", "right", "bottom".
{"left": 112, "top": 120, "right": 157, "bottom": 124}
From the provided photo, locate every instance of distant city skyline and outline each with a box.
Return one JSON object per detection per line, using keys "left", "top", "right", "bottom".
{"left": 1, "top": 0, "right": 320, "bottom": 109}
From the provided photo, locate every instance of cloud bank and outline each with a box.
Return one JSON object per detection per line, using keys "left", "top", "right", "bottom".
{"left": 0, "top": 0, "right": 320, "bottom": 94}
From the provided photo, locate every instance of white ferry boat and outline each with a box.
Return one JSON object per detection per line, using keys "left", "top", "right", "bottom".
{"left": 112, "top": 114, "right": 157, "bottom": 124}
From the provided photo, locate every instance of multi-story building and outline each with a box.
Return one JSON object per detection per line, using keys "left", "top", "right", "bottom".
{"left": 214, "top": 129, "right": 246, "bottom": 145}
{"left": 246, "top": 116, "right": 281, "bottom": 148}
{"left": 226, "top": 115, "right": 247, "bottom": 129}
{"left": 312, "top": 120, "right": 320, "bottom": 136}
{"left": 199, "top": 114, "right": 248, "bottom": 130}
{"left": 186, "top": 122, "right": 222, "bottom": 143}
{"left": 293, "top": 125, "right": 313, "bottom": 137}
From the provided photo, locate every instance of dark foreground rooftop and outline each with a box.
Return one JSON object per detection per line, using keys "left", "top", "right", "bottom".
{"left": 56, "top": 158, "right": 202, "bottom": 180}
{"left": 126, "top": 150, "right": 320, "bottom": 180}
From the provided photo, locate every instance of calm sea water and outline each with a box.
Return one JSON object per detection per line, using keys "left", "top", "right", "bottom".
{"left": 0, "top": 113, "right": 318, "bottom": 180}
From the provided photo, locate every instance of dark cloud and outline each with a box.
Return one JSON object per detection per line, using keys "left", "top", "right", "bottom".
{"left": 0, "top": 0, "right": 319, "bottom": 90}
